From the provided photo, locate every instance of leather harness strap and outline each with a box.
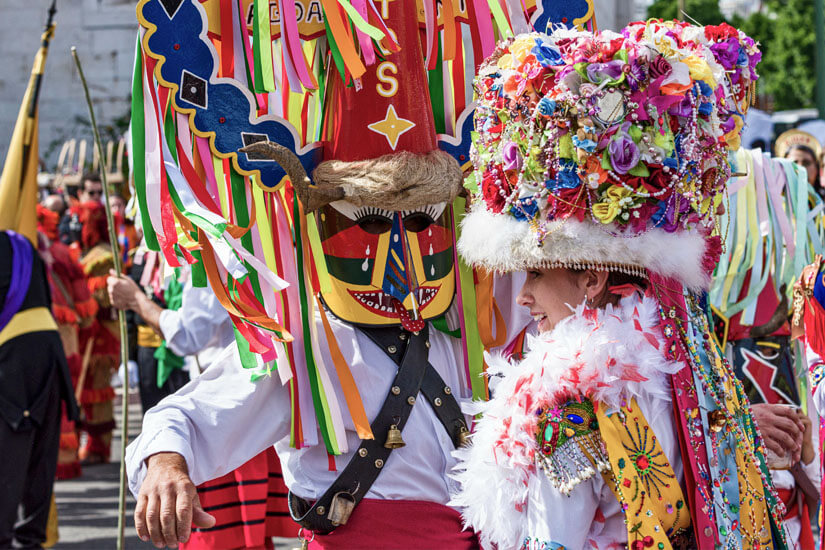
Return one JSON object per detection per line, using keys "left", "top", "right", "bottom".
{"left": 287, "top": 324, "right": 467, "bottom": 534}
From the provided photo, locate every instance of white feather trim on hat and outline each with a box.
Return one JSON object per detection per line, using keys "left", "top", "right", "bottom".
{"left": 458, "top": 204, "right": 711, "bottom": 291}
{"left": 450, "top": 294, "right": 682, "bottom": 550}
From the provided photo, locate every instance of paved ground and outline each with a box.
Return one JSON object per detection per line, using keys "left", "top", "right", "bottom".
{"left": 52, "top": 388, "right": 298, "bottom": 549}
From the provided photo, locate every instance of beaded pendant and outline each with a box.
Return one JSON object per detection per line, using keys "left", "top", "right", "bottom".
{"left": 535, "top": 399, "right": 610, "bottom": 495}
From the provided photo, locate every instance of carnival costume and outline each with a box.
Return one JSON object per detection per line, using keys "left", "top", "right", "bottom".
{"left": 451, "top": 21, "right": 790, "bottom": 550}
{"left": 121, "top": 0, "right": 602, "bottom": 546}
{"left": 36, "top": 205, "right": 98, "bottom": 479}
{"left": 74, "top": 201, "right": 120, "bottom": 463}
{"left": 710, "top": 149, "right": 824, "bottom": 549}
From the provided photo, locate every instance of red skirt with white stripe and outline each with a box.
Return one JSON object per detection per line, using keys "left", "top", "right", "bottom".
{"left": 181, "top": 447, "right": 296, "bottom": 550}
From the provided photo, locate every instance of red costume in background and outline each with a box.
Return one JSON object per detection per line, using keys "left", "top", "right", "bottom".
{"left": 73, "top": 201, "right": 120, "bottom": 463}
{"left": 37, "top": 205, "right": 98, "bottom": 478}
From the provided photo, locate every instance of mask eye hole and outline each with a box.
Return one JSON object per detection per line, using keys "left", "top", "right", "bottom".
{"left": 402, "top": 212, "right": 435, "bottom": 233}
{"left": 357, "top": 214, "right": 393, "bottom": 234}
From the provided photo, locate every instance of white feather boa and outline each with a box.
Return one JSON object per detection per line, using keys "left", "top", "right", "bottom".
{"left": 450, "top": 294, "right": 684, "bottom": 550}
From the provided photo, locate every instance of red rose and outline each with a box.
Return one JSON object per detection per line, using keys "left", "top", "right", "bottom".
{"left": 482, "top": 168, "right": 509, "bottom": 214}
{"left": 704, "top": 23, "right": 738, "bottom": 42}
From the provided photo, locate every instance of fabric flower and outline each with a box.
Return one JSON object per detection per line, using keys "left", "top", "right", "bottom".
{"left": 709, "top": 38, "right": 740, "bottom": 70}
{"left": 482, "top": 170, "right": 509, "bottom": 214}
{"left": 584, "top": 156, "right": 608, "bottom": 188}
{"left": 537, "top": 97, "right": 557, "bottom": 116}
{"left": 510, "top": 36, "right": 536, "bottom": 63}
{"left": 648, "top": 56, "right": 672, "bottom": 80}
{"left": 511, "top": 198, "right": 539, "bottom": 221}
{"left": 651, "top": 194, "right": 690, "bottom": 232}
{"left": 546, "top": 161, "right": 582, "bottom": 191}
{"left": 585, "top": 61, "right": 624, "bottom": 85}
{"left": 502, "top": 142, "right": 522, "bottom": 171}
{"left": 608, "top": 132, "right": 641, "bottom": 175}
{"left": 532, "top": 40, "right": 563, "bottom": 67}
{"left": 682, "top": 55, "right": 716, "bottom": 88}
{"left": 592, "top": 185, "right": 633, "bottom": 224}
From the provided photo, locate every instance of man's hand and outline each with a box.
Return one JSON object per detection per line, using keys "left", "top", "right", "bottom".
{"left": 751, "top": 403, "right": 805, "bottom": 464}
{"left": 135, "top": 452, "right": 216, "bottom": 548}
{"left": 107, "top": 269, "right": 141, "bottom": 311}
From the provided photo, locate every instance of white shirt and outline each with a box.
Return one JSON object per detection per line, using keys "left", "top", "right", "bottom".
{"left": 127, "top": 274, "right": 530, "bottom": 504}
{"left": 158, "top": 282, "right": 235, "bottom": 372}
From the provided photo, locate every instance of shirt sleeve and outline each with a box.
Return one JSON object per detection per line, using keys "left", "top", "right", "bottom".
{"left": 158, "top": 283, "right": 232, "bottom": 357}
{"left": 125, "top": 341, "right": 290, "bottom": 496}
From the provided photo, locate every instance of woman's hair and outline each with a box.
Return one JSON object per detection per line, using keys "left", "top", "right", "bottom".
{"left": 568, "top": 268, "right": 648, "bottom": 309}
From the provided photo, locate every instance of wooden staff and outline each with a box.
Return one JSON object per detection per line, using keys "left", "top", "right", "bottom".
{"left": 70, "top": 46, "right": 131, "bottom": 550}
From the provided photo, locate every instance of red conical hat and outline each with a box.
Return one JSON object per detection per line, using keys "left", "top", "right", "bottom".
{"left": 323, "top": 1, "right": 438, "bottom": 162}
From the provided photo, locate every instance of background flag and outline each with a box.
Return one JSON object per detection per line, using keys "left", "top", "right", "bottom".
{"left": 0, "top": 1, "right": 57, "bottom": 245}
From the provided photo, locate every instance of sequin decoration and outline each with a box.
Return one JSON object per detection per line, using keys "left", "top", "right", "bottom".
{"left": 535, "top": 399, "right": 611, "bottom": 494}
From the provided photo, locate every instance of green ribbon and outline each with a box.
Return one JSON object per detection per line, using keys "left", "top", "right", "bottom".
{"left": 155, "top": 271, "right": 185, "bottom": 387}
{"left": 131, "top": 35, "right": 159, "bottom": 251}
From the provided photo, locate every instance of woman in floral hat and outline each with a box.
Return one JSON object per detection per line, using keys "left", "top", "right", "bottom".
{"left": 451, "top": 21, "right": 791, "bottom": 550}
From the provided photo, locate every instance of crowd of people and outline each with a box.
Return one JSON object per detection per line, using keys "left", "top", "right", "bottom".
{"left": 4, "top": 4, "right": 825, "bottom": 550}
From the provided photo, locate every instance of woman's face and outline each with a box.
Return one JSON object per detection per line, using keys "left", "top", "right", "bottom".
{"left": 517, "top": 268, "right": 587, "bottom": 333}
{"left": 788, "top": 148, "right": 818, "bottom": 186}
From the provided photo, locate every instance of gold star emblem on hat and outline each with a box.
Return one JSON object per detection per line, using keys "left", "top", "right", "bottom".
{"left": 367, "top": 105, "right": 416, "bottom": 151}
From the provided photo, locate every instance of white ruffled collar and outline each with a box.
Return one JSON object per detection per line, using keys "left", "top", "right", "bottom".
{"left": 451, "top": 293, "right": 683, "bottom": 550}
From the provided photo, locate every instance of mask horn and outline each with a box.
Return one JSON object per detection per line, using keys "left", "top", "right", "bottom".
{"left": 239, "top": 141, "right": 343, "bottom": 211}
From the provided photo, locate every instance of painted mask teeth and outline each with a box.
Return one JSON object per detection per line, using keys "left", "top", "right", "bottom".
{"left": 351, "top": 286, "right": 440, "bottom": 317}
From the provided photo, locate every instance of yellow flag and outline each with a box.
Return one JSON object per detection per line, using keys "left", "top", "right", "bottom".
{"left": 0, "top": 22, "right": 55, "bottom": 245}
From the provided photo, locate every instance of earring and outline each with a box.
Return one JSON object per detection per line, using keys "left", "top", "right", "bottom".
{"left": 584, "top": 292, "right": 589, "bottom": 307}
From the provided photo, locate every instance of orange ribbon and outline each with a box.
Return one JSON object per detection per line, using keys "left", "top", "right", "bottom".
{"left": 317, "top": 296, "right": 374, "bottom": 441}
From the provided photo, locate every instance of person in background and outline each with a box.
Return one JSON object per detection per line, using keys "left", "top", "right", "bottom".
{"left": 78, "top": 172, "right": 103, "bottom": 204}
{"left": 36, "top": 204, "right": 98, "bottom": 479}
{"left": 775, "top": 129, "right": 823, "bottom": 196}
{"left": 108, "top": 268, "right": 295, "bottom": 549}
{"left": 42, "top": 194, "right": 66, "bottom": 219}
{"left": 75, "top": 201, "right": 120, "bottom": 464}
{"left": 59, "top": 173, "right": 103, "bottom": 248}
{"left": 119, "top": 248, "right": 190, "bottom": 414}
{"left": 0, "top": 230, "right": 78, "bottom": 548}
{"left": 108, "top": 194, "right": 139, "bottom": 270}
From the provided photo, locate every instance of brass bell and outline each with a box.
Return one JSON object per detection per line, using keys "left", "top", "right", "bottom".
{"left": 384, "top": 424, "right": 406, "bottom": 449}
{"left": 327, "top": 491, "right": 356, "bottom": 526}
{"left": 457, "top": 425, "right": 470, "bottom": 447}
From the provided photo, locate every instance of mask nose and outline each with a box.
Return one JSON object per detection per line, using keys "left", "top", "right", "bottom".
{"left": 380, "top": 214, "right": 420, "bottom": 315}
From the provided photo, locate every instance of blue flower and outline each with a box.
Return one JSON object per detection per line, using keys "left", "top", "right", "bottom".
{"left": 546, "top": 160, "right": 581, "bottom": 191}
{"left": 698, "top": 101, "right": 713, "bottom": 116}
{"left": 572, "top": 135, "right": 597, "bottom": 153}
{"left": 532, "top": 39, "right": 563, "bottom": 67}
{"left": 737, "top": 47, "right": 749, "bottom": 67}
{"left": 696, "top": 80, "right": 713, "bottom": 97}
{"left": 537, "top": 97, "right": 557, "bottom": 116}
{"left": 511, "top": 198, "right": 539, "bottom": 221}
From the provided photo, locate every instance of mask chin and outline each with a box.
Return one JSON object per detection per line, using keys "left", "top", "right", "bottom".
{"left": 316, "top": 202, "right": 456, "bottom": 328}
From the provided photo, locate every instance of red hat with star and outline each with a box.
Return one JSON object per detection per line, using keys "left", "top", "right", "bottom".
{"left": 307, "top": 0, "right": 462, "bottom": 212}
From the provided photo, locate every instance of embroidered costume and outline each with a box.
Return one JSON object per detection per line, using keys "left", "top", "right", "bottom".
{"left": 451, "top": 20, "right": 789, "bottom": 550}
{"left": 122, "top": 0, "right": 592, "bottom": 547}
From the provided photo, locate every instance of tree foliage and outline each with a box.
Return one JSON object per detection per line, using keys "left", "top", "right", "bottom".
{"left": 646, "top": 0, "right": 726, "bottom": 25}
{"left": 647, "top": 0, "right": 817, "bottom": 111}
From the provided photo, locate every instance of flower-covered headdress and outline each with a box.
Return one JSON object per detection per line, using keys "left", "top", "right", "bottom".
{"left": 459, "top": 21, "right": 760, "bottom": 290}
